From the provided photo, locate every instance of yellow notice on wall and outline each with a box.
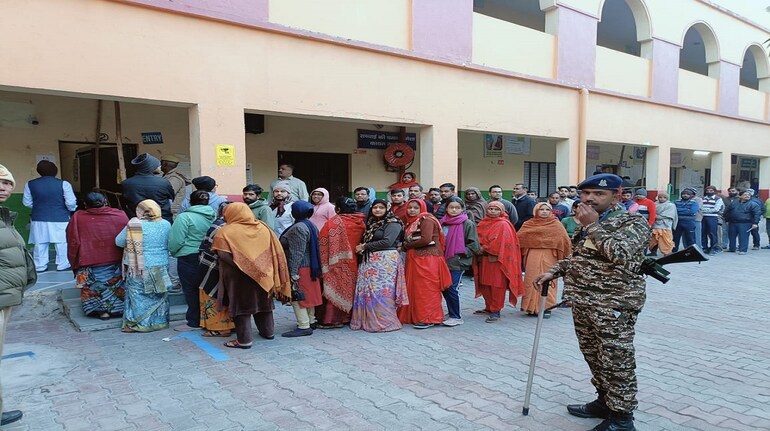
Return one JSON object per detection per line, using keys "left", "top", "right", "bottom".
{"left": 216, "top": 145, "right": 235, "bottom": 166}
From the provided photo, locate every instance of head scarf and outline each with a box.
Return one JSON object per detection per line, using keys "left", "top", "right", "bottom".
{"left": 131, "top": 153, "right": 161, "bottom": 174}
{"left": 486, "top": 200, "right": 506, "bottom": 217}
{"left": 123, "top": 199, "right": 163, "bottom": 278}
{"left": 271, "top": 181, "right": 293, "bottom": 216}
{"left": 319, "top": 208, "right": 367, "bottom": 312}
{"left": 441, "top": 197, "right": 469, "bottom": 259}
{"left": 367, "top": 187, "right": 377, "bottom": 204}
{"left": 363, "top": 199, "right": 403, "bottom": 244}
{"left": 474, "top": 200, "right": 523, "bottom": 305}
{"left": 389, "top": 172, "right": 418, "bottom": 192}
{"left": 309, "top": 187, "right": 337, "bottom": 231}
{"left": 284, "top": 200, "right": 322, "bottom": 280}
{"left": 336, "top": 196, "right": 357, "bottom": 214}
{"left": 463, "top": 187, "right": 487, "bottom": 224}
{"left": 518, "top": 202, "right": 571, "bottom": 260}
{"left": 212, "top": 202, "right": 291, "bottom": 300}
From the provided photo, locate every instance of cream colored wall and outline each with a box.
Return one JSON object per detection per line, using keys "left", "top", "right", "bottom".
{"left": 458, "top": 132, "right": 557, "bottom": 190}
{"left": 269, "top": 0, "right": 410, "bottom": 50}
{"left": 0, "top": 90, "right": 190, "bottom": 187}
{"left": 245, "top": 116, "right": 419, "bottom": 192}
{"left": 678, "top": 69, "right": 718, "bottom": 110}
{"left": 472, "top": 13, "right": 555, "bottom": 79}
{"left": 595, "top": 46, "right": 650, "bottom": 97}
{"left": 585, "top": 143, "right": 646, "bottom": 182}
{"left": 739, "top": 86, "right": 767, "bottom": 120}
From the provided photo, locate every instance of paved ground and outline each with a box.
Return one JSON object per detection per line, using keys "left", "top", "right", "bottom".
{"left": 2, "top": 248, "right": 770, "bottom": 430}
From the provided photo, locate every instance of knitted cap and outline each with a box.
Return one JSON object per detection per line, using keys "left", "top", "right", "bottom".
{"left": 635, "top": 188, "right": 647, "bottom": 196}
{"left": 0, "top": 164, "right": 15, "bottom": 187}
{"left": 192, "top": 176, "right": 216, "bottom": 192}
{"left": 682, "top": 187, "right": 697, "bottom": 195}
{"left": 131, "top": 153, "right": 161, "bottom": 173}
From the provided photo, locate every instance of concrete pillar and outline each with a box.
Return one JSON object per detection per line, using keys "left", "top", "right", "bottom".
{"left": 546, "top": 6, "right": 598, "bottom": 86}
{"left": 555, "top": 138, "right": 579, "bottom": 185}
{"left": 411, "top": 0, "right": 472, "bottom": 63}
{"left": 188, "top": 103, "right": 246, "bottom": 195}
{"left": 709, "top": 152, "right": 732, "bottom": 192}
{"left": 759, "top": 157, "right": 770, "bottom": 201}
{"left": 419, "top": 124, "right": 458, "bottom": 188}
{"left": 645, "top": 38, "right": 680, "bottom": 103}
{"left": 645, "top": 144, "right": 670, "bottom": 193}
{"left": 716, "top": 61, "right": 740, "bottom": 116}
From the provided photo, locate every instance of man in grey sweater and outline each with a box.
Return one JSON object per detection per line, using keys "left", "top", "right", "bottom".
{"left": 650, "top": 193, "right": 678, "bottom": 256}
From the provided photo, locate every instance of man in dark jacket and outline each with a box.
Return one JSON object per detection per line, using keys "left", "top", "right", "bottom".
{"left": 120, "top": 153, "right": 175, "bottom": 223}
{"left": 488, "top": 185, "right": 519, "bottom": 226}
{"left": 0, "top": 164, "right": 37, "bottom": 426}
{"left": 512, "top": 183, "right": 536, "bottom": 230}
{"left": 725, "top": 190, "right": 762, "bottom": 254}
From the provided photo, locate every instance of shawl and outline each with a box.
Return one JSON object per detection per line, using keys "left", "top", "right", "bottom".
{"left": 286, "top": 200, "right": 322, "bottom": 280}
{"left": 464, "top": 187, "right": 488, "bottom": 224}
{"left": 309, "top": 187, "right": 337, "bottom": 231}
{"left": 319, "top": 213, "right": 366, "bottom": 312}
{"left": 123, "top": 199, "right": 161, "bottom": 278}
{"left": 211, "top": 202, "right": 291, "bottom": 300}
{"left": 474, "top": 205, "right": 524, "bottom": 304}
{"left": 388, "top": 172, "right": 418, "bottom": 192}
{"left": 518, "top": 202, "right": 572, "bottom": 259}
{"left": 440, "top": 211, "right": 469, "bottom": 259}
{"left": 363, "top": 199, "right": 403, "bottom": 243}
{"left": 404, "top": 199, "right": 444, "bottom": 250}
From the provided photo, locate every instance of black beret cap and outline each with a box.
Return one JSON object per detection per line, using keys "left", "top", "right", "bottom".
{"left": 577, "top": 173, "right": 623, "bottom": 191}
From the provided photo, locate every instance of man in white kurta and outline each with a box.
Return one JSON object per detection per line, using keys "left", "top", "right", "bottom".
{"left": 23, "top": 160, "right": 76, "bottom": 272}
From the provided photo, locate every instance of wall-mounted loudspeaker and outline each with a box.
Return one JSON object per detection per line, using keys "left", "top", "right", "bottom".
{"left": 244, "top": 113, "right": 265, "bottom": 134}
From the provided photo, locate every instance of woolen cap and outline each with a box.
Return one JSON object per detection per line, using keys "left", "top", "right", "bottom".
{"left": 635, "top": 188, "right": 647, "bottom": 196}
{"left": 682, "top": 187, "right": 697, "bottom": 195}
{"left": 192, "top": 176, "right": 216, "bottom": 192}
{"left": 131, "top": 153, "right": 161, "bottom": 173}
{"left": 0, "top": 164, "right": 15, "bottom": 187}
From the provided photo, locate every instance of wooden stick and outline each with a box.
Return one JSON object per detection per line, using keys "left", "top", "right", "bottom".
{"left": 94, "top": 100, "right": 102, "bottom": 189}
{"left": 114, "top": 101, "right": 127, "bottom": 182}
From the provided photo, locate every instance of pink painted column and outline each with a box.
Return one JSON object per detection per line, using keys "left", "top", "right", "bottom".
{"left": 411, "top": 0, "right": 472, "bottom": 63}
{"left": 648, "top": 39, "right": 680, "bottom": 104}
{"left": 718, "top": 61, "right": 740, "bottom": 116}
{"left": 116, "top": 0, "right": 268, "bottom": 25}
{"left": 554, "top": 7, "right": 598, "bottom": 86}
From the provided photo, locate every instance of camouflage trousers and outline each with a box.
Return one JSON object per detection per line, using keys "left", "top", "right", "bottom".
{"left": 572, "top": 303, "right": 640, "bottom": 413}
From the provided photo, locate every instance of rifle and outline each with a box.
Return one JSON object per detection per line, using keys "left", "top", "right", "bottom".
{"left": 639, "top": 245, "right": 709, "bottom": 284}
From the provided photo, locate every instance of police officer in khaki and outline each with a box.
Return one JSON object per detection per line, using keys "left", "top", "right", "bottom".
{"left": 535, "top": 174, "right": 650, "bottom": 431}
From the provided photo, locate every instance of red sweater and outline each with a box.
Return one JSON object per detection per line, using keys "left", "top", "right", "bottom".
{"left": 66, "top": 207, "right": 129, "bottom": 270}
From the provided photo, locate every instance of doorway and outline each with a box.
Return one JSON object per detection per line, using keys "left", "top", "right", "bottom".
{"left": 278, "top": 151, "right": 350, "bottom": 201}
{"left": 60, "top": 141, "right": 138, "bottom": 207}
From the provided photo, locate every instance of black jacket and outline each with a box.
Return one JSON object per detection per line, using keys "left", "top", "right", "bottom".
{"left": 512, "top": 195, "right": 536, "bottom": 230}
{"left": 121, "top": 173, "right": 175, "bottom": 222}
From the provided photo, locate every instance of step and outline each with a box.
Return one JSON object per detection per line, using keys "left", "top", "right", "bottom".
{"left": 61, "top": 288, "right": 188, "bottom": 332}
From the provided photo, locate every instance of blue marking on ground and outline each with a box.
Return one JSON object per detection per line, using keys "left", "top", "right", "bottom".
{"left": 2, "top": 351, "right": 35, "bottom": 360}
{"left": 174, "top": 333, "right": 229, "bottom": 362}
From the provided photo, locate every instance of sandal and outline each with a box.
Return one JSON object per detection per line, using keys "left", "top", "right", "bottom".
{"left": 224, "top": 340, "right": 252, "bottom": 349}
{"left": 121, "top": 327, "right": 137, "bottom": 333}
{"left": 485, "top": 313, "right": 500, "bottom": 323}
{"left": 202, "top": 330, "right": 232, "bottom": 338}
{"left": 473, "top": 309, "right": 492, "bottom": 315}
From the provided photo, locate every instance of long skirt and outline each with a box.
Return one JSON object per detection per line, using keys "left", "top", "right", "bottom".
{"left": 78, "top": 264, "right": 124, "bottom": 317}
{"left": 123, "top": 268, "right": 170, "bottom": 332}
{"left": 520, "top": 248, "right": 559, "bottom": 314}
{"left": 398, "top": 253, "right": 451, "bottom": 325}
{"left": 350, "top": 250, "right": 407, "bottom": 333}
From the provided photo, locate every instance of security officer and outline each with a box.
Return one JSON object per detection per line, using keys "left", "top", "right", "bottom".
{"left": 534, "top": 174, "right": 650, "bottom": 431}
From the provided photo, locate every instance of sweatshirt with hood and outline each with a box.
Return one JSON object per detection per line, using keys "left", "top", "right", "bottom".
{"left": 169, "top": 205, "right": 216, "bottom": 257}
{"left": 309, "top": 187, "right": 336, "bottom": 230}
{"left": 249, "top": 198, "right": 275, "bottom": 229}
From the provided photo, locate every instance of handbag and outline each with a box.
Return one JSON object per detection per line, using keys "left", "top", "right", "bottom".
{"left": 290, "top": 280, "right": 305, "bottom": 302}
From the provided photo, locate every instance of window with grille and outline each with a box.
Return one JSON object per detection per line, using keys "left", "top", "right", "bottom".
{"left": 523, "top": 161, "right": 556, "bottom": 199}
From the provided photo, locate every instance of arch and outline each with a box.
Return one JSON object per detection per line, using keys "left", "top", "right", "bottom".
{"left": 680, "top": 21, "right": 720, "bottom": 64}
{"left": 597, "top": 0, "right": 652, "bottom": 41}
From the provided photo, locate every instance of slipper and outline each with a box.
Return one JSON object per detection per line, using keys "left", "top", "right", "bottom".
{"left": 202, "top": 330, "right": 231, "bottom": 338}
{"left": 224, "top": 340, "right": 252, "bottom": 349}
{"left": 121, "top": 327, "right": 137, "bottom": 333}
{"left": 473, "top": 309, "right": 492, "bottom": 315}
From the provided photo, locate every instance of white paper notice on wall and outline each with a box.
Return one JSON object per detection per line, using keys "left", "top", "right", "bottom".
{"left": 246, "top": 163, "right": 254, "bottom": 185}
{"left": 36, "top": 154, "right": 56, "bottom": 165}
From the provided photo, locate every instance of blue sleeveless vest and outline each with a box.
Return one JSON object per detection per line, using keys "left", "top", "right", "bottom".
{"left": 28, "top": 176, "right": 71, "bottom": 222}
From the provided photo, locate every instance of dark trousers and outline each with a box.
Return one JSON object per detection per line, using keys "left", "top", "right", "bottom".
{"left": 673, "top": 220, "right": 696, "bottom": 252}
{"left": 443, "top": 270, "right": 463, "bottom": 319}
{"left": 177, "top": 254, "right": 202, "bottom": 327}
{"left": 750, "top": 226, "right": 760, "bottom": 248}
{"left": 701, "top": 217, "right": 720, "bottom": 252}
{"left": 728, "top": 222, "right": 751, "bottom": 253}
{"left": 234, "top": 313, "right": 274, "bottom": 344}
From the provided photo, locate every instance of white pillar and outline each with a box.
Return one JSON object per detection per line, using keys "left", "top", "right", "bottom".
{"left": 189, "top": 103, "right": 246, "bottom": 196}
{"left": 419, "top": 124, "right": 458, "bottom": 187}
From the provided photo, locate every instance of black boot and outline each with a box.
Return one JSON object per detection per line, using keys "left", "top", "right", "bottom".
{"left": 589, "top": 411, "right": 635, "bottom": 431}
{"left": 1, "top": 410, "right": 23, "bottom": 425}
{"left": 567, "top": 391, "right": 609, "bottom": 419}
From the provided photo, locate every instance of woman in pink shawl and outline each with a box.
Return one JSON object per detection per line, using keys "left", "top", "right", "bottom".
{"left": 309, "top": 188, "right": 336, "bottom": 231}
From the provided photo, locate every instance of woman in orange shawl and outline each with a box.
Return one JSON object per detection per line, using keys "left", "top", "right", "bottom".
{"left": 317, "top": 197, "right": 367, "bottom": 328}
{"left": 211, "top": 202, "right": 291, "bottom": 349}
{"left": 518, "top": 202, "right": 572, "bottom": 318}
{"left": 472, "top": 201, "right": 523, "bottom": 323}
{"left": 398, "top": 199, "right": 452, "bottom": 328}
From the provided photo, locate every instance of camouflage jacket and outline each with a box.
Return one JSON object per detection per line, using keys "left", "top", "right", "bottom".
{"left": 548, "top": 203, "right": 651, "bottom": 310}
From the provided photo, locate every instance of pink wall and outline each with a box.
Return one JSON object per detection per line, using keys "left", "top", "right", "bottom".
{"left": 718, "top": 61, "right": 740, "bottom": 116}
{"left": 411, "top": 0, "right": 472, "bottom": 63}
{"left": 117, "top": 0, "right": 268, "bottom": 25}
{"left": 650, "top": 39, "right": 680, "bottom": 104}
{"left": 555, "top": 7, "right": 597, "bottom": 86}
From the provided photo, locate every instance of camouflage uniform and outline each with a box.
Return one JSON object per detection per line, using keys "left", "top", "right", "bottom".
{"left": 548, "top": 203, "right": 651, "bottom": 414}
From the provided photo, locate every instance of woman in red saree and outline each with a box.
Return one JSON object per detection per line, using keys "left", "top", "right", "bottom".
{"left": 518, "top": 202, "right": 572, "bottom": 318}
{"left": 472, "top": 201, "right": 523, "bottom": 323}
{"left": 398, "top": 199, "right": 452, "bottom": 329}
{"left": 317, "top": 197, "right": 367, "bottom": 328}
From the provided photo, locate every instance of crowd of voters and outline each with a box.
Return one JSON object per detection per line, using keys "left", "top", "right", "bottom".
{"left": 9, "top": 154, "right": 770, "bottom": 349}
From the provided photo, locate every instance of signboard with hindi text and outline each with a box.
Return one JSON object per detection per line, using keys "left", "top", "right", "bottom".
{"left": 357, "top": 130, "right": 417, "bottom": 150}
